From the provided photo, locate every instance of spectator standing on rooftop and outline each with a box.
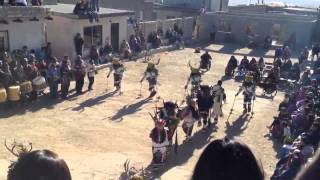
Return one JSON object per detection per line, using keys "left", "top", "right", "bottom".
{"left": 90, "top": 0, "right": 99, "bottom": 12}
{"left": 74, "top": 33, "right": 84, "bottom": 56}
{"left": 45, "top": 42, "right": 53, "bottom": 61}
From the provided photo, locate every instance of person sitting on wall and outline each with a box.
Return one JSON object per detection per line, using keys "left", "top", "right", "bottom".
{"left": 31, "top": 0, "right": 41, "bottom": 6}
{"left": 15, "top": 0, "right": 27, "bottom": 6}
{"left": 73, "top": 0, "right": 98, "bottom": 23}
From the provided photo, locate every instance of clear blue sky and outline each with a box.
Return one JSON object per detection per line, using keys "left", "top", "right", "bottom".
{"left": 229, "top": 0, "right": 319, "bottom": 8}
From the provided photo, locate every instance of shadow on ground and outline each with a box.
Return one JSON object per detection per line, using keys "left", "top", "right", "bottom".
{"left": 225, "top": 114, "right": 251, "bottom": 139}
{"left": 0, "top": 89, "right": 78, "bottom": 118}
{"left": 72, "top": 91, "right": 117, "bottom": 112}
{"left": 110, "top": 97, "right": 153, "bottom": 122}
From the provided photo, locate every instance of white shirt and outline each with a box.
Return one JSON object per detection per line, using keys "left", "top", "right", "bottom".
{"left": 87, "top": 63, "right": 95, "bottom": 77}
{"left": 16, "top": 0, "right": 27, "bottom": 5}
{"left": 283, "top": 127, "right": 291, "bottom": 137}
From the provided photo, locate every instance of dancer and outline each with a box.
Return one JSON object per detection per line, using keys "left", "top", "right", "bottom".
{"left": 236, "top": 73, "right": 256, "bottom": 114}
{"left": 107, "top": 58, "right": 125, "bottom": 93}
{"left": 211, "top": 80, "right": 226, "bottom": 124}
{"left": 140, "top": 58, "right": 160, "bottom": 98}
{"left": 185, "top": 61, "right": 202, "bottom": 98}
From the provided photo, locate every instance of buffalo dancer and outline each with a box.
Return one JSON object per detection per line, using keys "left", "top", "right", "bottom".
{"left": 140, "top": 58, "right": 160, "bottom": 98}
{"left": 185, "top": 61, "right": 202, "bottom": 98}
{"left": 236, "top": 73, "right": 256, "bottom": 114}
{"left": 197, "top": 85, "right": 214, "bottom": 129}
{"left": 181, "top": 98, "right": 200, "bottom": 142}
{"left": 107, "top": 58, "right": 125, "bottom": 94}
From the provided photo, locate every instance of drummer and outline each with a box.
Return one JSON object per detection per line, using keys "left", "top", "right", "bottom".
{"left": 22, "top": 58, "right": 39, "bottom": 101}
{"left": 0, "top": 60, "right": 15, "bottom": 89}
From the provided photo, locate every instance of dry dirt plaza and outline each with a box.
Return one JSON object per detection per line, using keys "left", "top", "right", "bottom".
{"left": 0, "top": 44, "right": 289, "bottom": 179}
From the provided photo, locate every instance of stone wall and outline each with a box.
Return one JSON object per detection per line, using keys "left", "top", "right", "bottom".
{"left": 198, "top": 12, "right": 317, "bottom": 48}
{"left": 127, "top": 16, "right": 195, "bottom": 41}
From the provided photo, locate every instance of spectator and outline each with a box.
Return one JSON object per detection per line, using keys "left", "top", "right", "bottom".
{"left": 36, "top": 47, "right": 47, "bottom": 62}
{"left": 0, "top": 0, "right": 4, "bottom": 6}
{"left": 31, "top": 0, "right": 42, "bottom": 6}
{"left": 311, "top": 44, "right": 320, "bottom": 61}
{"left": 89, "top": 45, "right": 100, "bottom": 65}
{"left": 295, "top": 149, "right": 320, "bottom": 180}
{"left": 73, "top": 0, "right": 88, "bottom": 15}
{"left": 86, "top": 59, "right": 95, "bottom": 91}
{"left": 73, "top": 55, "right": 86, "bottom": 94}
{"left": 60, "top": 55, "right": 72, "bottom": 99}
{"left": 8, "top": 0, "right": 16, "bottom": 5}
{"left": 47, "top": 57, "right": 60, "bottom": 99}
{"left": 73, "top": 0, "right": 98, "bottom": 23}
{"left": 90, "top": 0, "right": 99, "bottom": 12}
{"left": 74, "top": 33, "right": 84, "bottom": 56}
{"left": 120, "top": 40, "right": 131, "bottom": 59}
{"left": 22, "top": 46, "right": 29, "bottom": 59}
{"left": 15, "top": 0, "right": 27, "bottom": 6}
{"left": 192, "top": 138, "right": 264, "bottom": 180}
{"left": 210, "top": 24, "right": 216, "bottom": 42}
{"left": 102, "top": 41, "right": 113, "bottom": 55}
{"left": 45, "top": 42, "right": 53, "bottom": 61}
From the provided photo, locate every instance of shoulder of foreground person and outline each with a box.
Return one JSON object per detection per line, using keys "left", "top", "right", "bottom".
{"left": 294, "top": 150, "right": 320, "bottom": 180}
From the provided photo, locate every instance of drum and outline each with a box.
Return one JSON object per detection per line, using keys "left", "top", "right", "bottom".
{"left": 0, "top": 88, "right": 7, "bottom": 103}
{"left": 32, "top": 76, "right": 47, "bottom": 92}
{"left": 20, "top": 81, "right": 33, "bottom": 94}
{"left": 8, "top": 86, "right": 21, "bottom": 101}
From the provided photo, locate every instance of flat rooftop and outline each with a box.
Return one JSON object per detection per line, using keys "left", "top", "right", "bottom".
{"left": 46, "top": 3, "right": 134, "bottom": 18}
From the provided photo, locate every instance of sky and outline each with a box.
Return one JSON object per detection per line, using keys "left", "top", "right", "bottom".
{"left": 229, "top": 0, "right": 320, "bottom": 8}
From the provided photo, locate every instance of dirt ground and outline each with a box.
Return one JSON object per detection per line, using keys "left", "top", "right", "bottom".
{"left": 0, "top": 44, "right": 287, "bottom": 180}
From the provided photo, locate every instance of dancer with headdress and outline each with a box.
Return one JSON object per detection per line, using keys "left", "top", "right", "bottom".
{"left": 140, "top": 57, "right": 160, "bottom": 98}
{"left": 107, "top": 58, "right": 125, "bottom": 94}
{"left": 185, "top": 60, "right": 202, "bottom": 98}
{"left": 236, "top": 73, "right": 256, "bottom": 114}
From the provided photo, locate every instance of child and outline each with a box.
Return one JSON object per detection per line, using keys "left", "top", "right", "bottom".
{"left": 87, "top": 59, "right": 96, "bottom": 91}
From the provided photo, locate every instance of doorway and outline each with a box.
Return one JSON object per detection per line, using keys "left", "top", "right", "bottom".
{"left": 0, "top": 31, "right": 9, "bottom": 52}
{"left": 111, "top": 23, "right": 119, "bottom": 52}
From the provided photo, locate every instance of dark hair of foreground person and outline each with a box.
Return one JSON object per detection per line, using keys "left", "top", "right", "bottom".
{"left": 192, "top": 138, "right": 264, "bottom": 180}
{"left": 7, "top": 149, "right": 72, "bottom": 180}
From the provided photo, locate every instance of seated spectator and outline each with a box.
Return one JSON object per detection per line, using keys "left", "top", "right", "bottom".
{"left": 311, "top": 44, "right": 320, "bottom": 61}
{"left": 192, "top": 138, "right": 264, "bottom": 180}
{"left": 31, "top": 0, "right": 42, "bottom": 6}
{"left": 295, "top": 149, "right": 320, "bottom": 180}
{"left": 73, "top": 0, "right": 98, "bottom": 23}
{"left": 271, "top": 149, "right": 305, "bottom": 180}
{"left": 102, "top": 42, "right": 113, "bottom": 55}
{"left": 15, "top": 0, "right": 27, "bottom": 6}
{"left": 73, "top": 0, "right": 88, "bottom": 15}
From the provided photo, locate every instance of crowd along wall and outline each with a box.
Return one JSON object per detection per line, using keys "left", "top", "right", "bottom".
{"left": 127, "top": 17, "right": 195, "bottom": 42}
{"left": 198, "top": 12, "right": 317, "bottom": 48}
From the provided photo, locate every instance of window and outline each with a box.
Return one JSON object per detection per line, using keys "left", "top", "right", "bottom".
{"left": 0, "top": 31, "right": 9, "bottom": 52}
{"left": 83, "top": 25, "right": 102, "bottom": 48}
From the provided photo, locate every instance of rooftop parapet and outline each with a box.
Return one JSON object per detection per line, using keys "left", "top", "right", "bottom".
{"left": 0, "top": 6, "right": 52, "bottom": 19}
